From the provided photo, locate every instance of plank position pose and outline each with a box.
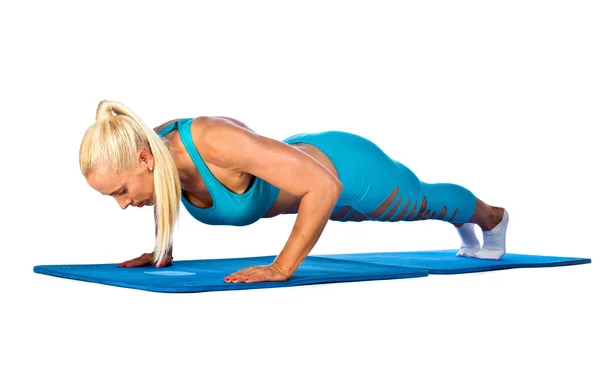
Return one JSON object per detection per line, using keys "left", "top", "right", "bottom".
{"left": 80, "top": 100, "right": 509, "bottom": 283}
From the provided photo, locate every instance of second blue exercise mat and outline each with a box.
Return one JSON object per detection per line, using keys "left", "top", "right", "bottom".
{"left": 33, "top": 255, "right": 428, "bottom": 293}
{"left": 318, "top": 250, "right": 591, "bottom": 274}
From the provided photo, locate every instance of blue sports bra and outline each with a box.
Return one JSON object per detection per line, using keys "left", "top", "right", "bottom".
{"left": 157, "top": 118, "right": 281, "bottom": 226}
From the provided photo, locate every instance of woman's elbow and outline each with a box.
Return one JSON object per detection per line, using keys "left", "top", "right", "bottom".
{"left": 303, "top": 177, "right": 343, "bottom": 206}
{"left": 323, "top": 177, "right": 343, "bottom": 203}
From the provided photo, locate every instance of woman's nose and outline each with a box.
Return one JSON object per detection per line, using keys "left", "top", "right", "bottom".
{"left": 119, "top": 198, "right": 132, "bottom": 209}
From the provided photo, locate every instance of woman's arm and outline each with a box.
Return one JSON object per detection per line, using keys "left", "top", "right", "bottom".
{"left": 192, "top": 117, "right": 343, "bottom": 279}
{"left": 117, "top": 196, "right": 174, "bottom": 268}
{"left": 154, "top": 205, "right": 173, "bottom": 268}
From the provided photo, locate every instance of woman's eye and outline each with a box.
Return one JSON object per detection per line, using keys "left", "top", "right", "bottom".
{"left": 119, "top": 189, "right": 127, "bottom": 195}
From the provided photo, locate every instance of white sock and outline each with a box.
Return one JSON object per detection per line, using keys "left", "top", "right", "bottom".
{"left": 474, "top": 210, "right": 509, "bottom": 260}
{"left": 455, "top": 223, "right": 480, "bottom": 257}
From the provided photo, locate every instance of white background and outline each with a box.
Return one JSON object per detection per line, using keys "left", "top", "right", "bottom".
{"left": 1, "top": 0, "right": 598, "bottom": 377}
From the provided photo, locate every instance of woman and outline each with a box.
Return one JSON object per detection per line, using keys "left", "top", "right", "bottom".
{"left": 80, "top": 100, "right": 509, "bottom": 283}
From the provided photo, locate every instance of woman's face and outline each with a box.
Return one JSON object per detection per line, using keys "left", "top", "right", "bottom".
{"left": 87, "top": 151, "right": 155, "bottom": 209}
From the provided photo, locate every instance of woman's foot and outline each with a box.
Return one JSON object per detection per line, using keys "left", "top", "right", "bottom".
{"left": 455, "top": 223, "right": 481, "bottom": 257}
{"left": 474, "top": 209, "right": 509, "bottom": 260}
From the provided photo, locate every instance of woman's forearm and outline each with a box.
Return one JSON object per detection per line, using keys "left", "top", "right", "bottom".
{"left": 154, "top": 207, "right": 173, "bottom": 258}
{"left": 272, "top": 183, "right": 341, "bottom": 276}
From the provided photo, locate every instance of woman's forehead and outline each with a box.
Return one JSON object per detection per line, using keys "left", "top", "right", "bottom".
{"left": 87, "top": 168, "right": 128, "bottom": 194}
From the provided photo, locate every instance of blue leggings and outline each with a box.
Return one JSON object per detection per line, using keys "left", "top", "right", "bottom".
{"left": 282, "top": 131, "right": 477, "bottom": 223}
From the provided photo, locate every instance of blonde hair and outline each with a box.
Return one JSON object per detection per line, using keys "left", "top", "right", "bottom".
{"left": 79, "top": 100, "right": 181, "bottom": 265}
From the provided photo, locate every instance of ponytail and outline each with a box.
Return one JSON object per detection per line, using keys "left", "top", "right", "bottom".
{"left": 80, "top": 100, "right": 181, "bottom": 265}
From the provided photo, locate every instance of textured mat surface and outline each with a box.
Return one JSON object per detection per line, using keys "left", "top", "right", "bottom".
{"left": 33, "top": 255, "right": 429, "bottom": 293}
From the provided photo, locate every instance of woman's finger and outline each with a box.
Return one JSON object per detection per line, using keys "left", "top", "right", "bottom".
{"left": 119, "top": 253, "right": 154, "bottom": 267}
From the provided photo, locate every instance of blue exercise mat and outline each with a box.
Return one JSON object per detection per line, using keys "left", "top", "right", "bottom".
{"left": 33, "top": 255, "right": 428, "bottom": 293}
{"left": 33, "top": 250, "right": 591, "bottom": 293}
{"left": 318, "top": 249, "right": 592, "bottom": 274}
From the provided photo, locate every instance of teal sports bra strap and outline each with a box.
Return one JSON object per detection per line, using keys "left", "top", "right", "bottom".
{"left": 156, "top": 117, "right": 253, "bottom": 188}
{"left": 156, "top": 121, "right": 180, "bottom": 138}
{"left": 177, "top": 119, "right": 216, "bottom": 184}
{"left": 155, "top": 118, "right": 219, "bottom": 183}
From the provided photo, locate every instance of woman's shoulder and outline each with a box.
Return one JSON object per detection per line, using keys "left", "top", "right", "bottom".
{"left": 190, "top": 116, "right": 252, "bottom": 132}
{"left": 188, "top": 116, "right": 255, "bottom": 151}
{"left": 153, "top": 116, "right": 252, "bottom": 133}
{"left": 187, "top": 116, "right": 260, "bottom": 168}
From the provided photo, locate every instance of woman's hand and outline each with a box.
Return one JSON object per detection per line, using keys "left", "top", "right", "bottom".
{"left": 117, "top": 252, "right": 173, "bottom": 268}
{"left": 225, "top": 263, "right": 291, "bottom": 283}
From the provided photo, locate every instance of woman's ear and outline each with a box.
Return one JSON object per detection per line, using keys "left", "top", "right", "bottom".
{"left": 138, "top": 149, "right": 155, "bottom": 169}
